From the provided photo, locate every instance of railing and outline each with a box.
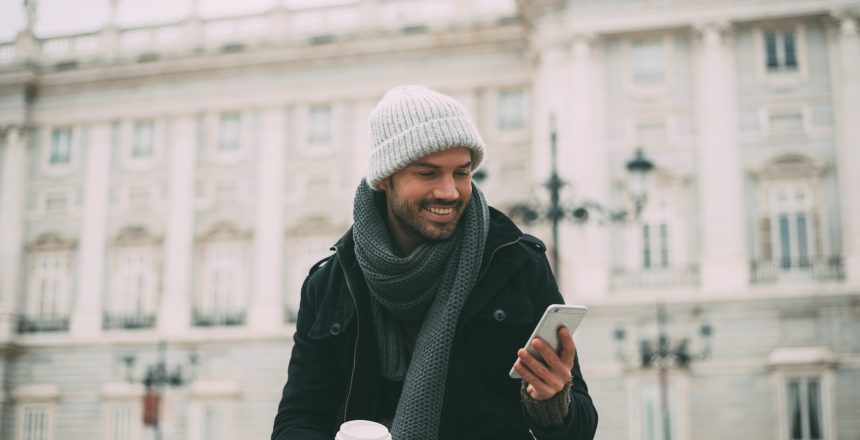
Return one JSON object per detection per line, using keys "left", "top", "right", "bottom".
{"left": 17, "top": 316, "right": 70, "bottom": 333}
{"left": 0, "top": 0, "right": 519, "bottom": 65}
{"left": 103, "top": 312, "right": 157, "bottom": 330}
{"left": 750, "top": 256, "right": 844, "bottom": 284}
{"left": 610, "top": 265, "right": 700, "bottom": 290}
{"left": 192, "top": 310, "right": 246, "bottom": 327}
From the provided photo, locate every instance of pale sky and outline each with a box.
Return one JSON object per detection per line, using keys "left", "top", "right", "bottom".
{"left": 0, "top": 0, "right": 354, "bottom": 41}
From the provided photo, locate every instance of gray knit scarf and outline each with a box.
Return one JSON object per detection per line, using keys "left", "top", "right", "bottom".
{"left": 352, "top": 179, "right": 490, "bottom": 440}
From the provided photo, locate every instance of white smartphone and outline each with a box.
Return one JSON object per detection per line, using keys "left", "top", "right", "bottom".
{"left": 509, "top": 304, "right": 588, "bottom": 379}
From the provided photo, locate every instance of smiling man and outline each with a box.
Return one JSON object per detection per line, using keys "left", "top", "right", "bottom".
{"left": 271, "top": 85, "right": 598, "bottom": 440}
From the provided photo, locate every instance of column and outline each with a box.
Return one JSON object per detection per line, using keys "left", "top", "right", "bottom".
{"left": 159, "top": 115, "right": 197, "bottom": 334}
{"left": 694, "top": 23, "right": 747, "bottom": 292}
{"left": 0, "top": 127, "right": 29, "bottom": 341}
{"left": 834, "top": 13, "right": 860, "bottom": 285}
{"left": 564, "top": 35, "right": 611, "bottom": 302}
{"left": 531, "top": 42, "right": 571, "bottom": 293}
{"left": 71, "top": 123, "right": 112, "bottom": 338}
{"left": 100, "top": 0, "right": 120, "bottom": 59}
{"left": 248, "top": 108, "right": 286, "bottom": 331}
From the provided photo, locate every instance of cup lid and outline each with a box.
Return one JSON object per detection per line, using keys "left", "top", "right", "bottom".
{"left": 338, "top": 420, "right": 390, "bottom": 440}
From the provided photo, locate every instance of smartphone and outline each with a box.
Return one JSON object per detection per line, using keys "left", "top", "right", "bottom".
{"left": 509, "top": 304, "right": 588, "bottom": 379}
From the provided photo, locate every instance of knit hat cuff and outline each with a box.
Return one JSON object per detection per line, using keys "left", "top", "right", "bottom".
{"left": 366, "top": 116, "right": 485, "bottom": 189}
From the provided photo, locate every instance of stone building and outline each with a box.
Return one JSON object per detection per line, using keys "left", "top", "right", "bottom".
{"left": 0, "top": 0, "right": 858, "bottom": 439}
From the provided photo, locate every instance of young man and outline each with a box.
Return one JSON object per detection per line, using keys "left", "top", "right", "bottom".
{"left": 271, "top": 85, "right": 598, "bottom": 440}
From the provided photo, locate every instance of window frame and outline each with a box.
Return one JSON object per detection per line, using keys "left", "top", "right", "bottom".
{"left": 121, "top": 119, "right": 164, "bottom": 170}
{"left": 625, "top": 372, "right": 690, "bottom": 440}
{"left": 754, "top": 23, "right": 808, "bottom": 87}
{"left": 622, "top": 33, "right": 676, "bottom": 98}
{"left": 106, "top": 232, "right": 162, "bottom": 330}
{"left": 497, "top": 88, "right": 527, "bottom": 132}
{"left": 771, "top": 364, "right": 836, "bottom": 440}
{"left": 41, "top": 126, "right": 81, "bottom": 176}
{"left": 16, "top": 403, "right": 55, "bottom": 440}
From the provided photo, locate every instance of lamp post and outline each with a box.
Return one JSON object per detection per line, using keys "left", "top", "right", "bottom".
{"left": 123, "top": 341, "right": 197, "bottom": 440}
{"left": 613, "top": 304, "right": 712, "bottom": 440}
{"left": 502, "top": 114, "right": 656, "bottom": 278}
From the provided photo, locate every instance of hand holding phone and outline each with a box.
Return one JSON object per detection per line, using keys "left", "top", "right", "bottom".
{"left": 509, "top": 304, "right": 587, "bottom": 379}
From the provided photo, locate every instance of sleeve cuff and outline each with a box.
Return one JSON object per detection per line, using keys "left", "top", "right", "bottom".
{"left": 520, "top": 380, "right": 571, "bottom": 428}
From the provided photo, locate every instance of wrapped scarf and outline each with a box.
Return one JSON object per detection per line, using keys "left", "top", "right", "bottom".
{"left": 352, "top": 179, "right": 489, "bottom": 439}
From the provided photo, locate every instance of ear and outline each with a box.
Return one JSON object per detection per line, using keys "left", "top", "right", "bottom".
{"left": 377, "top": 178, "right": 391, "bottom": 192}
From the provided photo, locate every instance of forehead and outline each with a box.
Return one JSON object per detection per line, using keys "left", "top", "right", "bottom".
{"left": 407, "top": 147, "right": 472, "bottom": 167}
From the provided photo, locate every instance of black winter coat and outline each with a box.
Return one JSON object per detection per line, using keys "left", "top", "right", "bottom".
{"left": 272, "top": 208, "right": 598, "bottom": 440}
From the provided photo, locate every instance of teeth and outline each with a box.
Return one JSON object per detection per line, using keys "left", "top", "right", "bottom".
{"left": 428, "top": 207, "right": 453, "bottom": 215}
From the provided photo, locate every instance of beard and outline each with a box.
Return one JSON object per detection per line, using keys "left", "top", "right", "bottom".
{"left": 386, "top": 187, "right": 468, "bottom": 244}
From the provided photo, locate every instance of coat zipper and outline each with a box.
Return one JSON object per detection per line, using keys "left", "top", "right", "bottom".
{"left": 476, "top": 237, "right": 521, "bottom": 283}
{"left": 334, "top": 246, "right": 361, "bottom": 424}
{"left": 333, "top": 235, "right": 521, "bottom": 422}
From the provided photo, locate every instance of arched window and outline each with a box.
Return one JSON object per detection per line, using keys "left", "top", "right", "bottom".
{"left": 105, "top": 227, "right": 161, "bottom": 330}
{"left": 751, "top": 154, "right": 840, "bottom": 283}
{"left": 22, "top": 233, "right": 77, "bottom": 333}
{"left": 194, "top": 223, "right": 251, "bottom": 326}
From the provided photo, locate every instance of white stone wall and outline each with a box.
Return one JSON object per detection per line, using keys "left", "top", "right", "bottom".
{"left": 0, "top": 0, "right": 858, "bottom": 439}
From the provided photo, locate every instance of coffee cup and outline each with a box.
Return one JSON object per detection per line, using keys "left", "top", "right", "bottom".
{"left": 335, "top": 420, "right": 391, "bottom": 440}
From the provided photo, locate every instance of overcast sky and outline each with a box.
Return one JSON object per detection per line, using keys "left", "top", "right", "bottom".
{"left": 0, "top": 0, "right": 353, "bottom": 41}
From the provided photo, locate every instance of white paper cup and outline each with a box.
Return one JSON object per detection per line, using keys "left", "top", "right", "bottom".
{"left": 335, "top": 420, "right": 391, "bottom": 440}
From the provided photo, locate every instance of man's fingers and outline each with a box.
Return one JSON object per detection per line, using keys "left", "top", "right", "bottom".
{"left": 531, "top": 337, "right": 568, "bottom": 374}
{"left": 558, "top": 326, "right": 577, "bottom": 368}
{"left": 517, "top": 348, "right": 552, "bottom": 381}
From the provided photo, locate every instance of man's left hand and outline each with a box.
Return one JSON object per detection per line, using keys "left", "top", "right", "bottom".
{"left": 513, "top": 326, "right": 576, "bottom": 401}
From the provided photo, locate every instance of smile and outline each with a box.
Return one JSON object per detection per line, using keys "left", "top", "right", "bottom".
{"left": 426, "top": 206, "right": 454, "bottom": 216}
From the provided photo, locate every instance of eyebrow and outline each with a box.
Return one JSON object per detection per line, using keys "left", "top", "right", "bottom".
{"left": 411, "top": 161, "right": 472, "bottom": 169}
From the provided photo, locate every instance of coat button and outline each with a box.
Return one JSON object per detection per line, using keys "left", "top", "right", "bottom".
{"left": 493, "top": 309, "right": 506, "bottom": 321}
{"left": 330, "top": 323, "right": 342, "bottom": 335}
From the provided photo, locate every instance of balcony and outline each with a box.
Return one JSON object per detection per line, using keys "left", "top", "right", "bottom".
{"left": 610, "top": 265, "right": 700, "bottom": 290}
{"left": 17, "top": 316, "right": 70, "bottom": 333}
{"left": 192, "top": 310, "right": 246, "bottom": 327}
{"left": 750, "top": 256, "right": 844, "bottom": 284}
{"left": 103, "top": 312, "right": 157, "bottom": 330}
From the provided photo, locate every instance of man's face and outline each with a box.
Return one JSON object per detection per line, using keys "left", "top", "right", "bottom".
{"left": 378, "top": 147, "right": 473, "bottom": 252}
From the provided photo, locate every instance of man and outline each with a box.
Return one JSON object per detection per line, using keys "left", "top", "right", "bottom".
{"left": 271, "top": 85, "right": 598, "bottom": 440}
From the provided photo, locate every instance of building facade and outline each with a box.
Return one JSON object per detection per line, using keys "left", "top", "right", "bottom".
{"left": 0, "top": 0, "right": 858, "bottom": 439}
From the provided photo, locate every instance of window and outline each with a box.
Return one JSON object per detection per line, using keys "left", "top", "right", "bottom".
{"left": 308, "top": 105, "right": 332, "bottom": 144}
{"left": 641, "top": 222, "right": 670, "bottom": 269}
{"left": 189, "top": 400, "right": 234, "bottom": 440}
{"left": 49, "top": 128, "right": 72, "bottom": 165}
{"left": 638, "top": 381, "right": 680, "bottom": 440}
{"left": 197, "top": 240, "right": 247, "bottom": 326}
{"left": 104, "top": 402, "right": 140, "bottom": 440}
{"left": 765, "top": 29, "right": 798, "bottom": 72}
{"left": 203, "top": 403, "right": 228, "bottom": 440}
{"left": 23, "top": 251, "right": 72, "bottom": 332}
{"left": 759, "top": 183, "right": 820, "bottom": 269}
{"left": 19, "top": 404, "right": 51, "bottom": 440}
{"left": 286, "top": 234, "right": 335, "bottom": 322}
{"left": 631, "top": 38, "right": 666, "bottom": 85}
{"left": 498, "top": 89, "right": 526, "bottom": 131}
{"left": 131, "top": 121, "right": 154, "bottom": 158}
{"left": 786, "top": 377, "right": 823, "bottom": 440}
{"left": 107, "top": 246, "right": 158, "bottom": 329}
{"left": 217, "top": 114, "right": 241, "bottom": 151}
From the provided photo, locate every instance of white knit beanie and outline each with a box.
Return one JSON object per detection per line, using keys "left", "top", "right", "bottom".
{"left": 367, "top": 85, "right": 486, "bottom": 189}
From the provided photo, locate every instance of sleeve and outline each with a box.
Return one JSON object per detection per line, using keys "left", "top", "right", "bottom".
{"left": 271, "top": 272, "right": 348, "bottom": 440}
{"left": 521, "top": 245, "right": 599, "bottom": 440}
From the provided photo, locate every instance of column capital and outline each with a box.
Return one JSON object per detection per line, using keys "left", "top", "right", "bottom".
{"left": 830, "top": 9, "right": 860, "bottom": 36}
{"left": 569, "top": 33, "right": 597, "bottom": 58}
{"left": 691, "top": 19, "right": 733, "bottom": 44}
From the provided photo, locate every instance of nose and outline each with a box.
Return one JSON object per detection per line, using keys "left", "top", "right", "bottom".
{"left": 433, "top": 175, "right": 459, "bottom": 202}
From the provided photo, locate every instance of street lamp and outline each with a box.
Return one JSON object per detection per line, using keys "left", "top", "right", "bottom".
{"left": 613, "top": 304, "right": 713, "bottom": 440}
{"left": 500, "top": 114, "right": 656, "bottom": 278}
{"left": 123, "top": 341, "right": 197, "bottom": 440}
